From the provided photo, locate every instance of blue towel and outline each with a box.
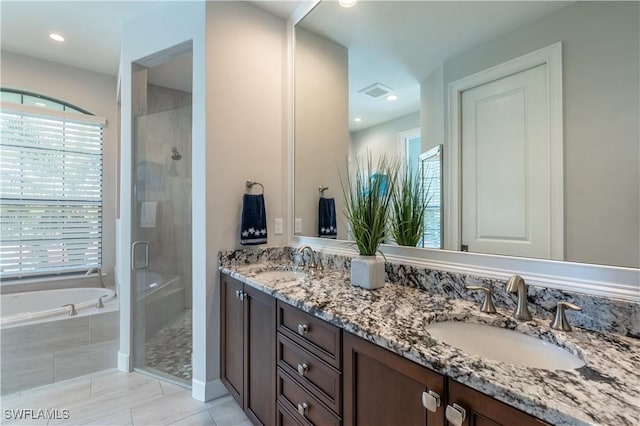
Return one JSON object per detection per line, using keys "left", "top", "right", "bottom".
{"left": 318, "top": 198, "right": 337, "bottom": 239}
{"left": 241, "top": 194, "right": 267, "bottom": 245}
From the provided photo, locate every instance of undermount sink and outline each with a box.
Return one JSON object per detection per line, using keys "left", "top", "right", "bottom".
{"left": 427, "top": 321, "right": 585, "bottom": 371}
{"left": 255, "top": 270, "right": 308, "bottom": 281}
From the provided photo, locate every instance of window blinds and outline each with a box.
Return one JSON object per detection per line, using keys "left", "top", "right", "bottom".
{"left": 0, "top": 106, "right": 104, "bottom": 279}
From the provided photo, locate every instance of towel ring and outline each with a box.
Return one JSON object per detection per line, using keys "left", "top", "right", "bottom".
{"left": 246, "top": 180, "right": 264, "bottom": 194}
{"left": 319, "top": 185, "right": 329, "bottom": 197}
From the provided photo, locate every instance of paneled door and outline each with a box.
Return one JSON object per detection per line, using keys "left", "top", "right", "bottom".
{"left": 461, "top": 64, "right": 551, "bottom": 259}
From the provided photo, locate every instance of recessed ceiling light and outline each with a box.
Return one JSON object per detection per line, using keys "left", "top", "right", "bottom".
{"left": 386, "top": 94, "right": 398, "bottom": 101}
{"left": 354, "top": 117, "right": 362, "bottom": 122}
{"left": 35, "top": 102, "right": 47, "bottom": 107}
{"left": 339, "top": 0, "right": 357, "bottom": 8}
{"left": 49, "top": 33, "right": 65, "bottom": 42}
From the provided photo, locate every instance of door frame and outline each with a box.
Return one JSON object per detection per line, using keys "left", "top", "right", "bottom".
{"left": 446, "top": 42, "right": 563, "bottom": 260}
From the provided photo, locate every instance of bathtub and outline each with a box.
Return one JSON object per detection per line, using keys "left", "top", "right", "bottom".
{"left": 0, "top": 287, "right": 115, "bottom": 326}
{"left": 0, "top": 287, "right": 119, "bottom": 395}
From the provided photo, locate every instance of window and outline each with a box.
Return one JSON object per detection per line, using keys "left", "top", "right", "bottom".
{"left": 419, "top": 146, "right": 443, "bottom": 249}
{"left": 402, "top": 129, "right": 443, "bottom": 249}
{"left": 0, "top": 89, "right": 105, "bottom": 279}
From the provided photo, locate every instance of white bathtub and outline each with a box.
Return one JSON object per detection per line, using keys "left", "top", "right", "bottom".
{"left": 0, "top": 287, "right": 115, "bottom": 326}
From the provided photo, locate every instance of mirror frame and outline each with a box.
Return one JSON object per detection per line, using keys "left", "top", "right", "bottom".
{"left": 287, "top": 1, "right": 639, "bottom": 302}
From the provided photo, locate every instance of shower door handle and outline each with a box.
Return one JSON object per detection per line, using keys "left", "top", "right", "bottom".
{"left": 131, "top": 241, "right": 150, "bottom": 270}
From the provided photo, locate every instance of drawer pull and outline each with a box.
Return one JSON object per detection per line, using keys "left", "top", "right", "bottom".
{"left": 297, "top": 363, "right": 309, "bottom": 376}
{"left": 297, "top": 323, "right": 309, "bottom": 336}
{"left": 297, "top": 402, "right": 309, "bottom": 417}
{"left": 445, "top": 403, "right": 467, "bottom": 426}
{"left": 421, "top": 390, "right": 441, "bottom": 413}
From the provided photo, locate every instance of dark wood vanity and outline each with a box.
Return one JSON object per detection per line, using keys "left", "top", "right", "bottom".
{"left": 221, "top": 273, "right": 549, "bottom": 426}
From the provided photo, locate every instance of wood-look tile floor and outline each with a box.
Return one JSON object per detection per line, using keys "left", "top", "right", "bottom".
{"left": 0, "top": 370, "right": 250, "bottom": 426}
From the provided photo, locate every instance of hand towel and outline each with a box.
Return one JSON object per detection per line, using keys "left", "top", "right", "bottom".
{"left": 140, "top": 201, "right": 157, "bottom": 228}
{"left": 318, "top": 197, "right": 337, "bottom": 239}
{"left": 241, "top": 194, "right": 267, "bottom": 245}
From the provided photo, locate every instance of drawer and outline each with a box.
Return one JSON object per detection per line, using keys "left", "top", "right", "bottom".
{"left": 277, "top": 367, "right": 341, "bottom": 426}
{"left": 277, "top": 402, "right": 309, "bottom": 426}
{"left": 277, "top": 301, "right": 341, "bottom": 368}
{"left": 277, "top": 333, "right": 342, "bottom": 414}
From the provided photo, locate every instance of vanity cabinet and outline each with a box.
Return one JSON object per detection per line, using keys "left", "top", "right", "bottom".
{"left": 446, "top": 380, "right": 549, "bottom": 426}
{"left": 220, "top": 272, "right": 550, "bottom": 426}
{"left": 343, "top": 332, "right": 548, "bottom": 426}
{"left": 220, "top": 275, "right": 276, "bottom": 426}
{"left": 343, "top": 332, "right": 445, "bottom": 426}
{"left": 276, "top": 301, "right": 343, "bottom": 426}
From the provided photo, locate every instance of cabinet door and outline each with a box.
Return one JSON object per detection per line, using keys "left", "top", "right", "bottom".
{"left": 245, "top": 285, "right": 276, "bottom": 426}
{"left": 446, "top": 380, "right": 549, "bottom": 426}
{"left": 344, "top": 332, "right": 445, "bottom": 426}
{"left": 220, "top": 275, "right": 244, "bottom": 404}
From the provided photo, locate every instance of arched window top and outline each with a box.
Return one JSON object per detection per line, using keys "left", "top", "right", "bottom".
{"left": 0, "top": 87, "right": 93, "bottom": 115}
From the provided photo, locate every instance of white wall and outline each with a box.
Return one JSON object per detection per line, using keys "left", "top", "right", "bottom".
{"left": 350, "top": 111, "right": 420, "bottom": 163}
{"left": 420, "top": 64, "right": 444, "bottom": 153}
{"left": 294, "top": 27, "right": 349, "bottom": 239}
{"left": 0, "top": 51, "right": 118, "bottom": 285}
{"left": 426, "top": 1, "right": 639, "bottom": 267}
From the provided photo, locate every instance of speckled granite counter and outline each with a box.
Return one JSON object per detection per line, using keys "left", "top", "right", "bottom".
{"left": 220, "top": 260, "right": 640, "bottom": 426}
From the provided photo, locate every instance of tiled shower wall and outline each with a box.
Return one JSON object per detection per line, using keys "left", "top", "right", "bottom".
{"left": 134, "top": 84, "right": 192, "bottom": 309}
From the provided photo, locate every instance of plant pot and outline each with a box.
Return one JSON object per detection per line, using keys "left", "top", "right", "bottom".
{"left": 350, "top": 255, "right": 385, "bottom": 290}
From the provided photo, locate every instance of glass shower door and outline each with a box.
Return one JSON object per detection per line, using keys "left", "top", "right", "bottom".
{"left": 131, "top": 101, "right": 193, "bottom": 385}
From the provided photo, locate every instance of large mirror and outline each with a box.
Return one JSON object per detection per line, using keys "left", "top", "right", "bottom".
{"left": 294, "top": 0, "right": 639, "bottom": 269}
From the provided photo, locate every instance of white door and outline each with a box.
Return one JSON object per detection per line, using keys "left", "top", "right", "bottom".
{"left": 461, "top": 64, "right": 551, "bottom": 258}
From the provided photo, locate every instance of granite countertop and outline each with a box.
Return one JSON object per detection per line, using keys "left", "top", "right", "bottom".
{"left": 220, "top": 261, "right": 640, "bottom": 426}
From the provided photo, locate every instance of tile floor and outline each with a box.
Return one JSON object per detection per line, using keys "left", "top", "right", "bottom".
{"left": 0, "top": 369, "right": 250, "bottom": 426}
{"left": 145, "top": 310, "right": 192, "bottom": 382}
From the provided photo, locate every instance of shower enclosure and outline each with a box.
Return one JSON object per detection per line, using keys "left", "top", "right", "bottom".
{"left": 131, "top": 55, "right": 193, "bottom": 385}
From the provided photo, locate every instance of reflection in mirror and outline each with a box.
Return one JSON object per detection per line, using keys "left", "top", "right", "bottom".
{"left": 294, "top": 1, "right": 639, "bottom": 268}
{"left": 419, "top": 145, "right": 442, "bottom": 249}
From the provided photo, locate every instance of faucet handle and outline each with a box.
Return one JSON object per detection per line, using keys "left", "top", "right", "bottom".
{"left": 465, "top": 285, "right": 497, "bottom": 313}
{"left": 550, "top": 301, "right": 582, "bottom": 331}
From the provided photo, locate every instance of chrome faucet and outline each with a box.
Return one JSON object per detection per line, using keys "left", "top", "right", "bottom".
{"left": 506, "top": 275, "right": 532, "bottom": 321}
{"left": 86, "top": 267, "right": 105, "bottom": 288}
{"left": 298, "top": 246, "right": 321, "bottom": 271}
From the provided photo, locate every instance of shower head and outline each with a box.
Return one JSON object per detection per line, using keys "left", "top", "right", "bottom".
{"left": 171, "top": 147, "right": 182, "bottom": 161}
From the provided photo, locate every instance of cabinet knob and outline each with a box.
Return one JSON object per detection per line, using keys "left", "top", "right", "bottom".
{"left": 297, "top": 402, "right": 308, "bottom": 417}
{"left": 239, "top": 291, "right": 248, "bottom": 302}
{"left": 421, "top": 390, "right": 441, "bottom": 413}
{"left": 445, "top": 403, "right": 467, "bottom": 426}
{"left": 297, "top": 323, "right": 309, "bottom": 336}
{"left": 235, "top": 289, "right": 241, "bottom": 299}
{"left": 297, "top": 363, "right": 309, "bottom": 376}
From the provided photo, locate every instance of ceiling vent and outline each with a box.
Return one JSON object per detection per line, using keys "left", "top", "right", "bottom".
{"left": 358, "top": 83, "right": 394, "bottom": 98}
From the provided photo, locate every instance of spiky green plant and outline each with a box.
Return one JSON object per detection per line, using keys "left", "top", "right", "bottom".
{"left": 390, "top": 165, "right": 428, "bottom": 247}
{"left": 339, "top": 154, "right": 399, "bottom": 256}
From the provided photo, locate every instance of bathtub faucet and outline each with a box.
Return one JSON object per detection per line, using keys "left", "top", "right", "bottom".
{"left": 86, "top": 267, "right": 106, "bottom": 288}
{"left": 62, "top": 304, "right": 78, "bottom": 316}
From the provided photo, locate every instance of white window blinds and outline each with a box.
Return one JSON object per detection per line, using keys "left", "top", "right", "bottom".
{"left": 0, "top": 104, "right": 105, "bottom": 279}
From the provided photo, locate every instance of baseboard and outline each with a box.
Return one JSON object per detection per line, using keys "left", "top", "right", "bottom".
{"left": 192, "top": 378, "right": 228, "bottom": 402}
{"left": 117, "top": 351, "right": 131, "bottom": 372}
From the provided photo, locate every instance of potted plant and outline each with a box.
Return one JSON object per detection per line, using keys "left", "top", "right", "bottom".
{"left": 340, "top": 154, "right": 398, "bottom": 289}
{"left": 390, "top": 164, "right": 428, "bottom": 247}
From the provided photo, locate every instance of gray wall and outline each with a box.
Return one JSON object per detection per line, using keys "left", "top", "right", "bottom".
{"left": 423, "top": 1, "right": 639, "bottom": 267}
{"left": 294, "top": 27, "right": 349, "bottom": 239}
